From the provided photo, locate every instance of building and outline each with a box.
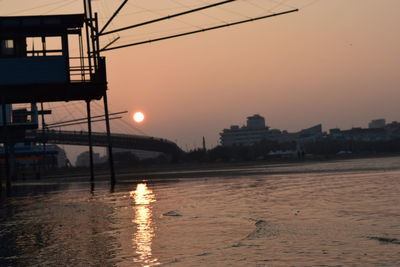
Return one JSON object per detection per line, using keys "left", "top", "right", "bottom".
{"left": 220, "top": 114, "right": 270, "bottom": 146}
{"left": 328, "top": 118, "right": 400, "bottom": 142}
{"left": 0, "top": 103, "right": 68, "bottom": 177}
{"left": 329, "top": 127, "right": 389, "bottom": 142}
{"left": 112, "top": 148, "right": 161, "bottom": 160}
{"left": 369, "top": 119, "right": 386, "bottom": 129}
{"left": 0, "top": 142, "right": 68, "bottom": 169}
{"left": 52, "top": 145, "right": 69, "bottom": 168}
{"left": 220, "top": 114, "right": 323, "bottom": 146}
{"left": 385, "top": 121, "right": 400, "bottom": 139}
{"left": 75, "top": 151, "right": 105, "bottom": 167}
{"left": 297, "top": 124, "right": 323, "bottom": 143}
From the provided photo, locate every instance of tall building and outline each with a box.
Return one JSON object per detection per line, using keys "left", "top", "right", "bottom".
{"left": 220, "top": 114, "right": 323, "bottom": 147}
{"left": 246, "top": 114, "right": 266, "bottom": 129}
{"left": 368, "top": 119, "right": 386, "bottom": 129}
{"left": 220, "top": 114, "right": 270, "bottom": 146}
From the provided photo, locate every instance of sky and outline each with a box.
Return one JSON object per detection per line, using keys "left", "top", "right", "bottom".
{"left": 2, "top": 0, "right": 400, "bottom": 154}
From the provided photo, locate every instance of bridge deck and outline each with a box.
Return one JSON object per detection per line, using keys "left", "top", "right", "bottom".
{"left": 28, "top": 130, "right": 182, "bottom": 158}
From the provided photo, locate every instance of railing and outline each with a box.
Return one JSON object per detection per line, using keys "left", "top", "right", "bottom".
{"left": 34, "top": 130, "right": 180, "bottom": 150}
{"left": 69, "top": 56, "right": 93, "bottom": 83}
{"left": 68, "top": 56, "right": 106, "bottom": 84}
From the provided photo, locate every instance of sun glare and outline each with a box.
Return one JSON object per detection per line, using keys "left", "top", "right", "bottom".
{"left": 133, "top": 111, "right": 145, "bottom": 123}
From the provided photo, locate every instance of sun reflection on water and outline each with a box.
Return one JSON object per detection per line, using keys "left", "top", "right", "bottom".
{"left": 130, "top": 183, "right": 160, "bottom": 266}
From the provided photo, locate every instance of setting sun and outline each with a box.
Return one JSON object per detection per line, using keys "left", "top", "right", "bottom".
{"left": 133, "top": 111, "right": 145, "bottom": 123}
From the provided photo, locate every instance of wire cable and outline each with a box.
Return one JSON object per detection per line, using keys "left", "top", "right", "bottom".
{"left": 4, "top": 0, "right": 67, "bottom": 15}
{"left": 42, "top": 0, "right": 80, "bottom": 15}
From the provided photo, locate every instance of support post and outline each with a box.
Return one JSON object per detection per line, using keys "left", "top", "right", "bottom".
{"left": 40, "top": 103, "right": 46, "bottom": 177}
{"left": 94, "top": 11, "right": 115, "bottom": 187}
{"left": 86, "top": 100, "right": 94, "bottom": 182}
{"left": 103, "top": 92, "right": 116, "bottom": 185}
{"left": 9, "top": 143, "right": 16, "bottom": 182}
{"left": 83, "top": 0, "right": 93, "bottom": 76}
{"left": 1, "top": 102, "right": 11, "bottom": 193}
{"left": 0, "top": 105, "right": 3, "bottom": 196}
{"left": 87, "top": 0, "right": 97, "bottom": 69}
{"left": 0, "top": 159, "right": 2, "bottom": 198}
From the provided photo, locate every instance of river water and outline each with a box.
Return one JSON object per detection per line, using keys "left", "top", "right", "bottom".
{"left": 1, "top": 157, "right": 400, "bottom": 266}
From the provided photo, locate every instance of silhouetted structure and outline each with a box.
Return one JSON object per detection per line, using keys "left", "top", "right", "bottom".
{"left": 0, "top": 1, "right": 300, "bottom": 194}
{"left": 220, "top": 114, "right": 323, "bottom": 147}
{"left": 0, "top": 14, "right": 106, "bottom": 103}
{"left": 0, "top": 1, "right": 114, "bottom": 192}
{"left": 368, "top": 119, "right": 386, "bottom": 129}
{"left": 220, "top": 114, "right": 270, "bottom": 146}
{"left": 34, "top": 130, "right": 182, "bottom": 160}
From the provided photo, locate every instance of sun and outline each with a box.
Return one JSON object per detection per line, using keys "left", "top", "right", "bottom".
{"left": 133, "top": 111, "right": 145, "bottom": 123}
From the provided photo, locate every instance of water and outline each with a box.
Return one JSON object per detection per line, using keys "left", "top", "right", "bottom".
{"left": 1, "top": 157, "right": 400, "bottom": 266}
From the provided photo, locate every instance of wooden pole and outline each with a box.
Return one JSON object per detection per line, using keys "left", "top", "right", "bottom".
{"left": 86, "top": 100, "right": 94, "bottom": 182}
{"left": 1, "top": 102, "right": 11, "bottom": 194}
{"left": 103, "top": 92, "right": 116, "bottom": 186}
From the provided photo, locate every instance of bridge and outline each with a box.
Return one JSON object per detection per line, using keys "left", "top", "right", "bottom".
{"left": 28, "top": 130, "right": 183, "bottom": 160}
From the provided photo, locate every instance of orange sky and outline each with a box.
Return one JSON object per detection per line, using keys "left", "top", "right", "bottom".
{"left": 2, "top": 0, "right": 400, "bottom": 150}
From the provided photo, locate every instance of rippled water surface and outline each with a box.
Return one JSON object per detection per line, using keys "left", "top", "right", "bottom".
{"left": 1, "top": 157, "right": 400, "bottom": 266}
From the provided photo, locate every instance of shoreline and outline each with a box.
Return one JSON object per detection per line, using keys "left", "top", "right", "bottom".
{"left": 24, "top": 153, "right": 400, "bottom": 183}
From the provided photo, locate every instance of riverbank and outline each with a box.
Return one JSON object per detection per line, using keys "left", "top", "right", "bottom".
{"left": 34, "top": 153, "right": 400, "bottom": 183}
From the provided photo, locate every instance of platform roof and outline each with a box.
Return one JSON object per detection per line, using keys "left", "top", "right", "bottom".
{"left": 0, "top": 14, "right": 84, "bottom": 37}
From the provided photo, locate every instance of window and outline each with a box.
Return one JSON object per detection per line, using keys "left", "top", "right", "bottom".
{"left": 5, "top": 40, "right": 14, "bottom": 49}
{"left": 1, "top": 39, "right": 15, "bottom": 56}
{"left": 26, "top": 36, "right": 62, "bottom": 56}
{"left": 45, "top": 37, "right": 62, "bottom": 56}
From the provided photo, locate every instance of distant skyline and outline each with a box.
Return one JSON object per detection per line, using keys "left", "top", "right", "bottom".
{"left": 2, "top": 0, "right": 400, "bottom": 151}
{"left": 221, "top": 114, "right": 393, "bottom": 131}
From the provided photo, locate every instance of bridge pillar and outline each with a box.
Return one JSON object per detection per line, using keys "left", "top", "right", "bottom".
{"left": 86, "top": 100, "right": 94, "bottom": 182}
